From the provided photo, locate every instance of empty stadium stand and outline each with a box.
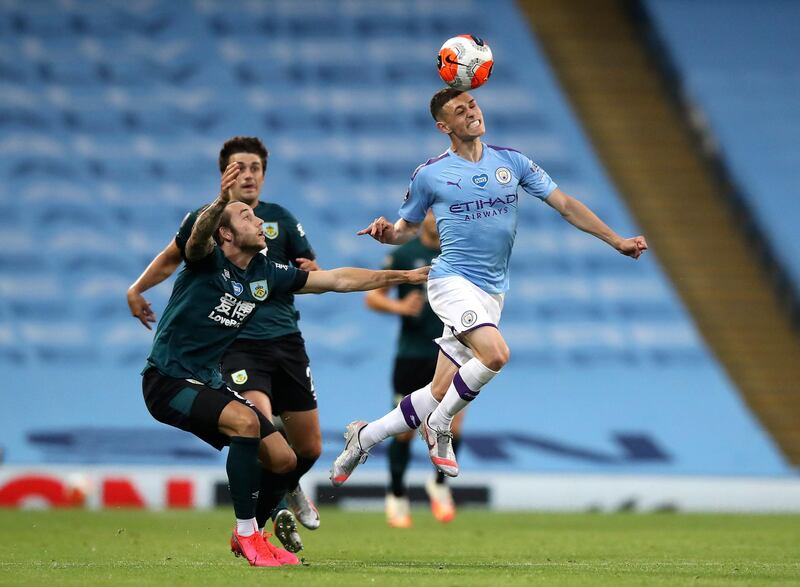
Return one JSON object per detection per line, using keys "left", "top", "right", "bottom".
{"left": 645, "top": 0, "right": 800, "bottom": 300}
{"left": 518, "top": 0, "right": 800, "bottom": 464}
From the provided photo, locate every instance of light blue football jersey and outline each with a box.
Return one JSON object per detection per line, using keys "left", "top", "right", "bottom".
{"left": 399, "top": 144, "right": 557, "bottom": 293}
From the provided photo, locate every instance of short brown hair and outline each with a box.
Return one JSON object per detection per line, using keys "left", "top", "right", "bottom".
{"left": 430, "top": 88, "right": 465, "bottom": 121}
{"left": 218, "top": 136, "right": 268, "bottom": 175}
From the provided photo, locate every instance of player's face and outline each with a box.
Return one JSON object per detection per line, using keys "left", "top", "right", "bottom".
{"left": 438, "top": 93, "right": 485, "bottom": 140}
{"left": 227, "top": 202, "right": 267, "bottom": 252}
{"left": 227, "top": 152, "right": 265, "bottom": 205}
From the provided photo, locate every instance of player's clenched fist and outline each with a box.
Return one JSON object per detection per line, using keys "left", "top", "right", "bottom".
{"left": 618, "top": 236, "right": 648, "bottom": 260}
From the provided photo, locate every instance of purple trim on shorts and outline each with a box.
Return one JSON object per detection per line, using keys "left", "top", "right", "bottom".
{"left": 453, "top": 371, "right": 479, "bottom": 402}
{"left": 460, "top": 322, "right": 498, "bottom": 335}
{"left": 435, "top": 342, "right": 462, "bottom": 368}
{"left": 399, "top": 395, "right": 422, "bottom": 429}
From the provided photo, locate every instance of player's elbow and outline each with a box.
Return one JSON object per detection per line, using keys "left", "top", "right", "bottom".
{"left": 183, "top": 243, "right": 205, "bottom": 262}
{"left": 332, "top": 272, "right": 361, "bottom": 292}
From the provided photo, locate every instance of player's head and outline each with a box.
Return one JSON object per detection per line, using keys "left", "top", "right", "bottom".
{"left": 430, "top": 88, "right": 485, "bottom": 141}
{"left": 218, "top": 136, "right": 269, "bottom": 206}
{"left": 215, "top": 201, "right": 267, "bottom": 254}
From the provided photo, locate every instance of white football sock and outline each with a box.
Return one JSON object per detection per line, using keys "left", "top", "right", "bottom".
{"left": 428, "top": 358, "right": 497, "bottom": 430}
{"left": 358, "top": 384, "right": 439, "bottom": 451}
{"left": 236, "top": 517, "right": 257, "bottom": 537}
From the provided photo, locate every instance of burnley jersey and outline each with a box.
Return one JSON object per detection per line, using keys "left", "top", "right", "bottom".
{"left": 145, "top": 247, "right": 308, "bottom": 387}
{"left": 175, "top": 201, "right": 315, "bottom": 340}
{"left": 399, "top": 144, "right": 557, "bottom": 293}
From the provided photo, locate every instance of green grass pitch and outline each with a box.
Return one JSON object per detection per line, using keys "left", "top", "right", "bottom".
{"left": 1, "top": 508, "right": 798, "bottom": 586}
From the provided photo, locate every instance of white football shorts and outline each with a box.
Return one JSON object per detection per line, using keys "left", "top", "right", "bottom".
{"left": 426, "top": 275, "right": 504, "bottom": 367}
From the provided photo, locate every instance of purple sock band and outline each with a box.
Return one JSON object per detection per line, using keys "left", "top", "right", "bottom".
{"left": 399, "top": 395, "right": 422, "bottom": 429}
{"left": 453, "top": 371, "right": 479, "bottom": 402}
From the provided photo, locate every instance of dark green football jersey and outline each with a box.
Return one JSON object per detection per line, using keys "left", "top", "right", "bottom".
{"left": 145, "top": 246, "right": 308, "bottom": 387}
{"left": 385, "top": 238, "right": 443, "bottom": 359}
{"left": 175, "top": 201, "right": 315, "bottom": 341}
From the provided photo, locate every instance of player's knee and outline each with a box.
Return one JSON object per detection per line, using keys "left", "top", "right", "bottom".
{"left": 481, "top": 344, "right": 509, "bottom": 371}
{"left": 231, "top": 407, "right": 260, "bottom": 438}
{"left": 303, "top": 442, "right": 322, "bottom": 462}
{"left": 272, "top": 448, "right": 297, "bottom": 474}
{"left": 498, "top": 343, "right": 510, "bottom": 368}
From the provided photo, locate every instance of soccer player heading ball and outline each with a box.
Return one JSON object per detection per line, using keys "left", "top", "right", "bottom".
{"left": 331, "top": 88, "right": 647, "bottom": 486}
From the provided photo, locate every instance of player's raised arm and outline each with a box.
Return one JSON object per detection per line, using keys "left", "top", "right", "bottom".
{"left": 545, "top": 188, "right": 648, "bottom": 259}
{"left": 298, "top": 266, "right": 429, "bottom": 294}
{"left": 357, "top": 217, "right": 421, "bottom": 245}
{"left": 185, "top": 163, "right": 239, "bottom": 261}
{"left": 127, "top": 239, "right": 183, "bottom": 329}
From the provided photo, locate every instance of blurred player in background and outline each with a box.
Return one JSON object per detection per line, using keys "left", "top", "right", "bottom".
{"left": 331, "top": 88, "right": 647, "bottom": 485}
{"left": 128, "top": 137, "right": 322, "bottom": 551}
{"left": 365, "top": 210, "right": 461, "bottom": 527}
{"left": 143, "top": 166, "right": 429, "bottom": 566}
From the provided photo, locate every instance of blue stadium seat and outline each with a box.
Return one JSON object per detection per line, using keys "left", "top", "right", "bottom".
{"left": 646, "top": 0, "right": 800, "bottom": 292}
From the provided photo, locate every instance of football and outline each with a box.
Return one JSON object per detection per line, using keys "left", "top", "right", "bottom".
{"left": 437, "top": 35, "right": 494, "bottom": 91}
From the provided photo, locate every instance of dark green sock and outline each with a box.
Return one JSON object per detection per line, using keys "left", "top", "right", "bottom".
{"left": 287, "top": 454, "right": 318, "bottom": 490}
{"left": 389, "top": 438, "right": 411, "bottom": 497}
{"left": 436, "top": 436, "right": 461, "bottom": 484}
{"left": 255, "top": 470, "right": 293, "bottom": 529}
{"left": 226, "top": 436, "right": 261, "bottom": 519}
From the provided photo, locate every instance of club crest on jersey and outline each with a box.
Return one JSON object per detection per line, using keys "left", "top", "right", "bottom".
{"left": 231, "top": 281, "right": 243, "bottom": 296}
{"left": 231, "top": 369, "right": 248, "bottom": 385}
{"left": 262, "top": 222, "right": 279, "bottom": 240}
{"left": 461, "top": 310, "right": 478, "bottom": 328}
{"left": 472, "top": 173, "right": 489, "bottom": 188}
{"left": 250, "top": 280, "right": 268, "bottom": 301}
{"left": 495, "top": 167, "right": 512, "bottom": 184}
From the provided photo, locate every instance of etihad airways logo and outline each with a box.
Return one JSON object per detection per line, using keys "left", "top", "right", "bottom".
{"left": 449, "top": 193, "right": 518, "bottom": 220}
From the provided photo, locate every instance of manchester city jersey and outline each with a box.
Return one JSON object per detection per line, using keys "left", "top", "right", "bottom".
{"left": 399, "top": 144, "right": 557, "bottom": 293}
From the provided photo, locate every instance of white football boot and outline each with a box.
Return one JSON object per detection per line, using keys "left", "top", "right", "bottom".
{"left": 330, "top": 420, "right": 369, "bottom": 487}
{"left": 287, "top": 484, "right": 320, "bottom": 530}
{"left": 419, "top": 414, "right": 458, "bottom": 477}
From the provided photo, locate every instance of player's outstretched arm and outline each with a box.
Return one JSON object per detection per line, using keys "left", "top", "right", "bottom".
{"left": 357, "top": 217, "right": 421, "bottom": 245}
{"left": 185, "top": 163, "right": 239, "bottom": 261}
{"left": 126, "top": 240, "right": 183, "bottom": 329}
{"left": 546, "top": 188, "right": 648, "bottom": 259}
{"left": 298, "top": 266, "right": 430, "bottom": 294}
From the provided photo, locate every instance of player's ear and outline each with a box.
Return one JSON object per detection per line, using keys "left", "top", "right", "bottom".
{"left": 217, "top": 225, "right": 234, "bottom": 244}
{"left": 435, "top": 120, "right": 451, "bottom": 135}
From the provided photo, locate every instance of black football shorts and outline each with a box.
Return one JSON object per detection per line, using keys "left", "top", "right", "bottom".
{"left": 222, "top": 333, "right": 317, "bottom": 414}
{"left": 142, "top": 367, "right": 276, "bottom": 450}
